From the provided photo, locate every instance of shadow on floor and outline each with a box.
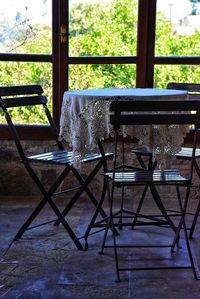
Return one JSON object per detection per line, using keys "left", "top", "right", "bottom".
{"left": 1, "top": 195, "right": 200, "bottom": 299}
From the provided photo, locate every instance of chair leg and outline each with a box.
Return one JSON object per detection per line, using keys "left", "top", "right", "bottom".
{"left": 189, "top": 160, "right": 200, "bottom": 238}
{"left": 118, "top": 185, "right": 125, "bottom": 229}
{"left": 135, "top": 153, "right": 148, "bottom": 169}
{"left": 84, "top": 175, "right": 108, "bottom": 249}
{"left": 12, "top": 163, "right": 83, "bottom": 250}
{"left": 182, "top": 216, "right": 200, "bottom": 279}
{"left": 13, "top": 162, "right": 70, "bottom": 237}
{"left": 175, "top": 158, "right": 200, "bottom": 239}
{"left": 174, "top": 185, "right": 200, "bottom": 279}
{"left": 55, "top": 158, "right": 109, "bottom": 226}
{"left": 131, "top": 185, "right": 149, "bottom": 229}
{"left": 99, "top": 179, "right": 121, "bottom": 282}
{"left": 47, "top": 197, "right": 83, "bottom": 250}
{"left": 99, "top": 178, "right": 112, "bottom": 255}
{"left": 84, "top": 173, "right": 119, "bottom": 249}
{"left": 189, "top": 199, "right": 200, "bottom": 239}
{"left": 131, "top": 153, "right": 157, "bottom": 229}
{"left": 194, "top": 159, "right": 200, "bottom": 178}
{"left": 13, "top": 196, "right": 48, "bottom": 241}
{"left": 13, "top": 194, "right": 83, "bottom": 250}
{"left": 149, "top": 185, "right": 177, "bottom": 234}
{"left": 171, "top": 185, "right": 187, "bottom": 251}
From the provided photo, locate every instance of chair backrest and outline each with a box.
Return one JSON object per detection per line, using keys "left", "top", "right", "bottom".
{"left": 110, "top": 100, "right": 200, "bottom": 128}
{"left": 0, "top": 84, "right": 63, "bottom": 161}
{"left": 167, "top": 82, "right": 200, "bottom": 100}
{"left": 110, "top": 99, "right": 200, "bottom": 174}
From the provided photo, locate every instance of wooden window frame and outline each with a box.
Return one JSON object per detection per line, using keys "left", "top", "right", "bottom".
{"left": 0, "top": 0, "right": 199, "bottom": 141}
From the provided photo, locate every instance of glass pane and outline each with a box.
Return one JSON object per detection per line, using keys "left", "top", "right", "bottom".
{"left": 0, "top": 0, "right": 52, "bottom": 54}
{"left": 69, "top": 0, "right": 138, "bottom": 57}
{"left": 69, "top": 64, "right": 136, "bottom": 90}
{"left": 0, "top": 62, "right": 52, "bottom": 124}
{"left": 156, "top": 0, "right": 200, "bottom": 56}
{"left": 154, "top": 65, "right": 200, "bottom": 88}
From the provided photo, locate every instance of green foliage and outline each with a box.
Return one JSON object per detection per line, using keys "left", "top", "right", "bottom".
{"left": 69, "top": 64, "right": 136, "bottom": 90}
{"left": 0, "top": 23, "right": 52, "bottom": 124}
{"left": 69, "top": 0, "right": 137, "bottom": 90}
{"left": 154, "top": 10, "right": 200, "bottom": 87}
{"left": 70, "top": 0, "right": 138, "bottom": 55}
{"left": 156, "top": 11, "right": 200, "bottom": 56}
{"left": 0, "top": 59, "right": 52, "bottom": 124}
{"left": 69, "top": 0, "right": 200, "bottom": 90}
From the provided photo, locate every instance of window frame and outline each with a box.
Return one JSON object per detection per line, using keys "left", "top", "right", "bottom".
{"left": 0, "top": 0, "right": 199, "bottom": 141}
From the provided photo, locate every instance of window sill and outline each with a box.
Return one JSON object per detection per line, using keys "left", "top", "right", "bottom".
{"left": 0, "top": 124, "right": 54, "bottom": 140}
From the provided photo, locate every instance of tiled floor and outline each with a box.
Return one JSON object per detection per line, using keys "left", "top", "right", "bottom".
{"left": 1, "top": 193, "right": 200, "bottom": 299}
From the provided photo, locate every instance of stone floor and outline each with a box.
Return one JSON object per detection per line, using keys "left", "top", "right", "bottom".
{"left": 1, "top": 192, "right": 200, "bottom": 299}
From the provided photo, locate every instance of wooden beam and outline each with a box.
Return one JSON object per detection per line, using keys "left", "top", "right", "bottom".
{"left": 155, "top": 56, "right": 200, "bottom": 64}
{"left": 0, "top": 125, "right": 53, "bottom": 140}
{"left": 68, "top": 56, "right": 137, "bottom": 64}
{"left": 52, "top": 0, "right": 68, "bottom": 128}
{"left": 146, "top": 0, "right": 157, "bottom": 87}
{"left": 136, "top": 0, "right": 149, "bottom": 87}
{"left": 0, "top": 53, "right": 52, "bottom": 62}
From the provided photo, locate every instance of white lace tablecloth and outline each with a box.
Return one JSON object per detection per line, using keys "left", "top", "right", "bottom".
{"left": 59, "top": 88, "right": 189, "bottom": 166}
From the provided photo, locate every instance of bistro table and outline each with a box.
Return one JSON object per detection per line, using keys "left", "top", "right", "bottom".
{"left": 59, "top": 88, "right": 189, "bottom": 166}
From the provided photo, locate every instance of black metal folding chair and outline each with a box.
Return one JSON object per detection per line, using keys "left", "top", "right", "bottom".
{"left": 0, "top": 84, "right": 113, "bottom": 251}
{"left": 167, "top": 83, "right": 200, "bottom": 238}
{"left": 100, "top": 99, "right": 200, "bottom": 282}
{"left": 132, "top": 83, "right": 200, "bottom": 238}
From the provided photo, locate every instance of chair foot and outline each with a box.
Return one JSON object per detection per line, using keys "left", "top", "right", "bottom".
{"left": 189, "top": 230, "right": 194, "bottom": 239}
{"left": 115, "top": 278, "right": 121, "bottom": 283}
{"left": 84, "top": 239, "right": 89, "bottom": 251}
{"left": 171, "top": 247, "right": 175, "bottom": 253}
{"left": 54, "top": 220, "right": 59, "bottom": 226}
{"left": 171, "top": 242, "right": 182, "bottom": 253}
{"left": 13, "top": 233, "right": 21, "bottom": 241}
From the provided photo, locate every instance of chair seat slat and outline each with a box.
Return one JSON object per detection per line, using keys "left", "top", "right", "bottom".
{"left": 28, "top": 151, "right": 113, "bottom": 165}
{"left": 176, "top": 148, "right": 200, "bottom": 158}
{"left": 29, "top": 151, "right": 73, "bottom": 159}
{"left": 132, "top": 147, "right": 200, "bottom": 158}
{"left": 105, "top": 170, "right": 188, "bottom": 184}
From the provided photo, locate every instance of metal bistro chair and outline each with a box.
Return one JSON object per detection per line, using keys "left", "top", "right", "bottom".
{"left": 0, "top": 84, "right": 113, "bottom": 251}
{"left": 132, "top": 83, "right": 200, "bottom": 238}
{"left": 167, "top": 83, "right": 200, "bottom": 238}
{"left": 100, "top": 99, "right": 200, "bottom": 282}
